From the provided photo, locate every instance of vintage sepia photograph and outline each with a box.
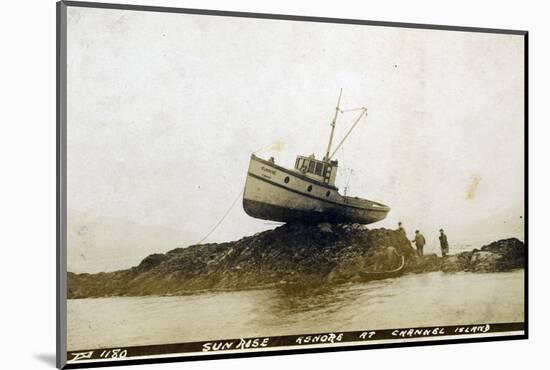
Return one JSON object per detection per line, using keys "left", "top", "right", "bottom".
{"left": 57, "top": 1, "right": 527, "bottom": 368}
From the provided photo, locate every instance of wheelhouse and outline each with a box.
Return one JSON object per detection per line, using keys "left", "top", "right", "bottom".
{"left": 294, "top": 155, "right": 338, "bottom": 186}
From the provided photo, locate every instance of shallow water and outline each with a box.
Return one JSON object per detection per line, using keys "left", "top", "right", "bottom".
{"left": 67, "top": 270, "right": 524, "bottom": 350}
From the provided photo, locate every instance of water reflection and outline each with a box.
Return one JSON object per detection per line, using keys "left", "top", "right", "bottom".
{"left": 252, "top": 278, "right": 400, "bottom": 332}
{"left": 270, "top": 282, "right": 359, "bottom": 316}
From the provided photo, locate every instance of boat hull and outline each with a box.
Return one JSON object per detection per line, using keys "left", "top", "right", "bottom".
{"left": 243, "top": 155, "right": 390, "bottom": 224}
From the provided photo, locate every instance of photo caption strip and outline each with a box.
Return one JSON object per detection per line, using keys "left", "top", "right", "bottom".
{"left": 67, "top": 322, "right": 524, "bottom": 365}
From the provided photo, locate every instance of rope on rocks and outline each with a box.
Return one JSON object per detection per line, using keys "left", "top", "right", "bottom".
{"left": 196, "top": 187, "right": 244, "bottom": 245}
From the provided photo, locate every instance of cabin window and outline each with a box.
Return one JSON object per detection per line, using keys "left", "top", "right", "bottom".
{"left": 295, "top": 158, "right": 300, "bottom": 169}
{"left": 326, "top": 191, "right": 331, "bottom": 197}
{"left": 307, "top": 185, "right": 313, "bottom": 192}
{"left": 315, "top": 162, "right": 323, "bottom": 176}
{"left": 300, "top": 159, "right": 309, "bottom": 172}
{"left": 284, "top": 176, "right": 290, "bottom": 184}
{"left": 308, "top": 161, "right": 316, "bottom": 173}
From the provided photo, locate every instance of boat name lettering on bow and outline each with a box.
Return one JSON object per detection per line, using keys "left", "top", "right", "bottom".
{"left": 295, "top": 333, "right": 343, "bottom": 345}
{"left": 261, "top": 166, "right": 276, "bottom": 176}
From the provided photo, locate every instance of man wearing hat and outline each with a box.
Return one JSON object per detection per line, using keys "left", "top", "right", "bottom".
{"left": 413, "top": 230, "right": 426, "bottom": 257}
{"left": 439, "top": 229, "right": 449, "bottom": 257}
{"left": 397, "top": 221, "right": 407, "bottom": 238}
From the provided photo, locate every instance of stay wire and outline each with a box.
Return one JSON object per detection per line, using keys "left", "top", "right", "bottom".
{"left": 196, "top": 187, "right": 245, "bottom": 245}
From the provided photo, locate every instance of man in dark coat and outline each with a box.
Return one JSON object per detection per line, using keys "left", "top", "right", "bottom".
{"left": 397, "top": 221, "right": 407, "bottom": 238}
{"left": 413, "top": 230, "right": 426, "bottom": 257}
{"left": 439, "top": 229, "right": 449, "bottom": 257}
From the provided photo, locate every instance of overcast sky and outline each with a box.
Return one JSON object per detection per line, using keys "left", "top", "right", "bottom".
{"left": 66, "top": 6, "right": 524, "bottom": 272}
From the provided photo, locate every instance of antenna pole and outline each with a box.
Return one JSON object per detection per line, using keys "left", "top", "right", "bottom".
{"left": 324, "top": 89, "right": 342, "bottom": 161}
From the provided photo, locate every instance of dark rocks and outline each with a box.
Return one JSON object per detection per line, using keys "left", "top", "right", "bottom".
{"left": 480, "top": 238, "right": 525, "bottom": 271}
{"left": 404, "top": 238, "right": 525, "bottom": 274}
{"left": 67, "top": 225, "right": 525, "bottom": 299}
{"left": 137, "top": 253, "right": 168, "bottom": 271}
{"left": 438, "top": 238, "right": 525, "bottom": 273}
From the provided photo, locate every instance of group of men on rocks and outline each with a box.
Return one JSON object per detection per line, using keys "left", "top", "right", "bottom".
{"left": 397, "top": 222, "right": 449, "bottom": 257}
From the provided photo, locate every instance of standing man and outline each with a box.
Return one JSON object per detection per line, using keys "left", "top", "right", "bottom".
{"left": 397, "top": 221, "right": 407, "bottom": 238}
{"left": 439, "top": 229, "right": 449, "bottom": 257}
{"left": 413, "top": 230, "right": 426, "bottom": 257}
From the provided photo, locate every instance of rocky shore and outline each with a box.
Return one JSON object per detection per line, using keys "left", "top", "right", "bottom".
{"left": 67, "top": 224, "right": 525, "bottom": 299}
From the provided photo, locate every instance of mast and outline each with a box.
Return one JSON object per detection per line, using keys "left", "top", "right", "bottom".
{"left": 324, "top": 89, "right": 342, "bottom": 161}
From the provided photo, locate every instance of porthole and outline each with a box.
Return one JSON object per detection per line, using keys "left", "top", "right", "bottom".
{"left": 284, "top": 176, "right": 290, "bottom": 184}
{"left": 326, "top": 191, "right": 331, "bottom": 197}
{"left": 307, "top": 185, "right": 313, "bottom": 192}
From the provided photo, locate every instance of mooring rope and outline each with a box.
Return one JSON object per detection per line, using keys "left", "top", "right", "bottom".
{"left": 196, "top": 187, "right": 245, "bottom": 245}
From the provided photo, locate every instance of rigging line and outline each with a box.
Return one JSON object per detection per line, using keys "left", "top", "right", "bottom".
{"left": 340, "top": 145, "right": 349, "bottom": 194}
{"left": 339, "top": 145, "right": 355, "bottom": 197}
{"left": 329, "top": 108, "right": 368, "bottom": 159}
{"left": 346, "top": 168, "right": 353, "bottom": 191}
{"left": 196, "top": 187, "right": 245, "bottom": 245}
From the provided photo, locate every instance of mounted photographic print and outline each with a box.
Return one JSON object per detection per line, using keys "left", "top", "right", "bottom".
{"left": 56, "top": 1, "right": 528, "bottom": 368}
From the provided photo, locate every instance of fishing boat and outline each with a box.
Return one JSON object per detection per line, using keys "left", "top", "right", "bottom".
{"left": 243, "top": 90, "right": 390, "bottom": 224}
